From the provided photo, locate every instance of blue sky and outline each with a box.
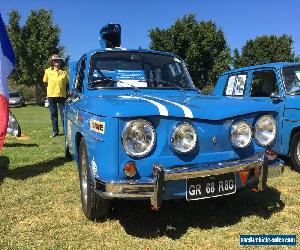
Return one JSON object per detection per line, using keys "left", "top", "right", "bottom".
{"left": 1, "top": 0, "right": 299, "bottom": 60}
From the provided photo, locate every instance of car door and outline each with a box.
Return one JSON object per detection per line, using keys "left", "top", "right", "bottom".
{"left": 245, "top": 68, "right": 285, "bottom": 152}
{"left": 65, "top": 55, "right": 87, "bottom": 155}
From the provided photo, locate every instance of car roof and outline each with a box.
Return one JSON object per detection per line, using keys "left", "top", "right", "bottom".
{"left": 221, "top": 62, "right": 300, "bottom": 76}
{"left": 84, "top": 47, "right": 180, "bottom": 59}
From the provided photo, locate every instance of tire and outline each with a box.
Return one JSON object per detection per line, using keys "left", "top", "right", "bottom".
{"left": 65, "top": 139, "right": 72, "bottom": 161}
{"left": 290, "top": 132, "right": 300, "bottom": 172}
{"left": 78, "top": 137, "right": 109, "bottom": 220}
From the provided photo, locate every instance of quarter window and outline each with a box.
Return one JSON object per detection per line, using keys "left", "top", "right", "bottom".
{"left": 225, "top": 74, "right": 247, "bottom": 96}
{"left": 250, "top": 71, "right": 277, "bottom": 97}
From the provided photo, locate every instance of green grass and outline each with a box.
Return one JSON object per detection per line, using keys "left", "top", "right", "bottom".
{"left": 0, "top": 106, "right": 299, "bottom": 250}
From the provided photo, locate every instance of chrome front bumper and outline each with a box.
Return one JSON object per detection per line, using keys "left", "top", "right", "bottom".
{"left": 95, "top": 154, "right": 284, "bottom": 209}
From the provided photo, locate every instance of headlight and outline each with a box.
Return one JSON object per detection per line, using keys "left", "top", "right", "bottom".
{"left": 254, "top": 115, "right": 276, "bottom": 146}
{"left": 171, "top": 122, "right": 197, "bottom": 153}
{"left": 122, "top": 119, "right": 155, "bottom": 157}
{"left": 230, "top": 121, "right": 252, "bottom": 148}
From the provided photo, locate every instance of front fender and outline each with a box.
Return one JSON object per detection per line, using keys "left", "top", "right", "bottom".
{"left": 281, "top": 108, "right": 300, "bottom": 155}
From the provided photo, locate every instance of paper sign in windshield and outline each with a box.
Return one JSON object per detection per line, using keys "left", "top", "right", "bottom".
{"left": 225, "top": 74, "right": 247, "bottom": 96}
{"left": 295, "top": 71, "right": 300, "bottom": 81}
{"left": 115, "top": 70, "right": 145, "bottom": 80}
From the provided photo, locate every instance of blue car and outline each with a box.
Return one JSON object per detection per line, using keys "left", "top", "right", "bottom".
{"left": 214, "top": 62, "right": 300, "bottom": 172}
{"left": 64, "top": 24, "right": 283, "bottom": 220}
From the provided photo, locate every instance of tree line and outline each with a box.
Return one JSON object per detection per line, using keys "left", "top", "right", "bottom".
{"left": 7, "top": 9, "right": 66, "bottom": 104}
{"left": 149, "top": 14, "right": 299, "bottom": 93}
{"left": 6, "top": 11, "right": 299, "bottom": 103}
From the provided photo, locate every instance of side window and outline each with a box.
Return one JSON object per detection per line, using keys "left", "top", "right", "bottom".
{"left": 250, "top": 70, "right": 278, "bottom": 97}
{"left": 224, "top": 74, "right": 247, "bottom": 96}
{"left": 75, "top": 57, "right": 86, "bottom": 93}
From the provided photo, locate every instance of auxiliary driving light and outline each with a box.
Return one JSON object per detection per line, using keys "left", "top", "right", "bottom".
{"left": 230, "top": 120, "right": 252, "bottom": 148}
{"left": 254, "top": 115, "right": 276, "bottom": 146}
{"left": 123, "top": 161, "right": 137, "bottom": 177}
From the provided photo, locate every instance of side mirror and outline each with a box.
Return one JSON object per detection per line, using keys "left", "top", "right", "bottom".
{"left": 74, "top": 75, "right": 79, "bottom": 90}
{"left": 270, "top": 92, "right": 283, "bottom": 102}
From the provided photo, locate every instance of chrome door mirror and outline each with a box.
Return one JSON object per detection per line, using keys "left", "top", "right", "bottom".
{"left": 270, "top": 92, "right": 283, "bottom": 102}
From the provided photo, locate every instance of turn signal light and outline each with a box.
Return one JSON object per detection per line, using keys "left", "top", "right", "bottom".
{"left": 123, "top": 161, "right": 137, "bottom": 177}
{"left": 239, "top": 169, "right": 249, "bottom": 185}
{"left": 265, "top": 148, "right": 277, "bottom": 161}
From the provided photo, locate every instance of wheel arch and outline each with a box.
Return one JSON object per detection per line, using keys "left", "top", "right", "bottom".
{"left": 289, "top": 126, "right": 300, "bottom": 155}
{"left": 75, "top": 132, "right": 84, "bottom": 166}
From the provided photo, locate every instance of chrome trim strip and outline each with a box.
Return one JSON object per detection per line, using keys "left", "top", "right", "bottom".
{"left": 164, "top": 155, "right": 264, "bottom": 181}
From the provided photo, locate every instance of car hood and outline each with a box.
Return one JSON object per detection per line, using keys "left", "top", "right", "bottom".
{"left": 77, "top": 94, "right": 276, "bottom": 120}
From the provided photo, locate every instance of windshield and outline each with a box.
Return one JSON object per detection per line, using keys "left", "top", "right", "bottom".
{"left": 282, "top": 65, "right": 300, "bottom": 94}
{"left": 88, "top": 51, "right": 195, "bottom": 89}
{"left": 9, "top": 92, "right": 20, "bottom": 98}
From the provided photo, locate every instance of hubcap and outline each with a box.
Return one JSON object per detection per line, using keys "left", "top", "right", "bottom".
{"left": 296, "top": 141, "right": 300, "bottom": 162}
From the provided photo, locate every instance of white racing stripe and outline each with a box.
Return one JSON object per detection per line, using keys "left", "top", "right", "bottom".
{"left": 119, "top": 95, "right": 168, "bottom": 116}
{"left": 144, "top": 95, "right": 193, "bottom": 118}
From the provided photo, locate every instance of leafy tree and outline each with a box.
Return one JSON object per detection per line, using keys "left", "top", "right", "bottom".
{"left": 149, "top": 14, "right": 231, "bottom": 89}
{"left": 7, "top": 9, "right": 66, "bottom": 104}
{"left": 233, "top": 35, "right": 297, "bottom": 68}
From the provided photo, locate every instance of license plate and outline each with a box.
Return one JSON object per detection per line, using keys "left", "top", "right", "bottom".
{"left": 186, "top": 172, "right": 236, "bottom": 200}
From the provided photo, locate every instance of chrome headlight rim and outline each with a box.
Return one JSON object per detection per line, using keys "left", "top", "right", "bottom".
{"left": 254, "top": 115, "right": 276, "bottom": 147}
{"left": 170, "top": 122, "right": 198, "bottom": 154}
{"left": 122, "top": 119, "right": 156, "bottom": 158}
{"left": 230, "top": 120, "right": 252, "bottom": 148}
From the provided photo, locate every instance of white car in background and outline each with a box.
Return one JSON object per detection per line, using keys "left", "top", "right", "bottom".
{"left": 9, "top": 91, "right": 25, "bottom": 107}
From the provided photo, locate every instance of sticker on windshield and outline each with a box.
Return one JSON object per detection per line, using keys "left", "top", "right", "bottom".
{"left": 174, "top": 57, "right": 181, "bottom": 63}
{"left": 115, "top": 70, "right": 145, "bottom": 80}
{"left": 295, "top": 71, "right": 300, "bottom": 81}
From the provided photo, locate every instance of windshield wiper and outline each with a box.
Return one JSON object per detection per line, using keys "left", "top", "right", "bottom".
{"left": 90, "top": 77, "right": 118, "bottom": 87}
{"left": 289, "top": 89, "right": 300, "bottom": 95}
{"left": 138, "top": 79, "right": 186, "bottom": 92}
{"left": 90, "top": 78, "right": 140, "bottom": 92}
{"left": 118, "top": 80, "right": 140, "bottom": 92}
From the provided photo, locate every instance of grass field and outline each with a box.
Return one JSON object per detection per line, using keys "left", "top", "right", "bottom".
{"left": 0, "top": 106, "right": 299, "bottom": 250}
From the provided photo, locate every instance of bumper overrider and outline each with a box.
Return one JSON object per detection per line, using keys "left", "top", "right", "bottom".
{"left": 95, "top": 152, "right": 284, "bottom": 209}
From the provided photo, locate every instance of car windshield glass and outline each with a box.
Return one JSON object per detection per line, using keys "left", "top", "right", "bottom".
{"left": 88, "top": 51, "right": 195, "bottom": 89}
{"left": 282, "top": 65, "right": 300, "bottom": 94}
{"left": 9, "top": 92, "right": 20, "bottom": 98}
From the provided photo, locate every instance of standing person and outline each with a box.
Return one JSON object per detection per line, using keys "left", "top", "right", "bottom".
{"left": 43, "top": 54, "right": 68, "bottom": 138}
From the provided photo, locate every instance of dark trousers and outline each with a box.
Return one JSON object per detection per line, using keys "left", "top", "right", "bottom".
{"left": 48, "top": 97, "right": 66, "bottom": 134}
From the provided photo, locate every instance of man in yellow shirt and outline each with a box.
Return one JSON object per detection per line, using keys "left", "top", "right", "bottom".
{"left": 43, "top": 54, "right": 69, "bottom": 137}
